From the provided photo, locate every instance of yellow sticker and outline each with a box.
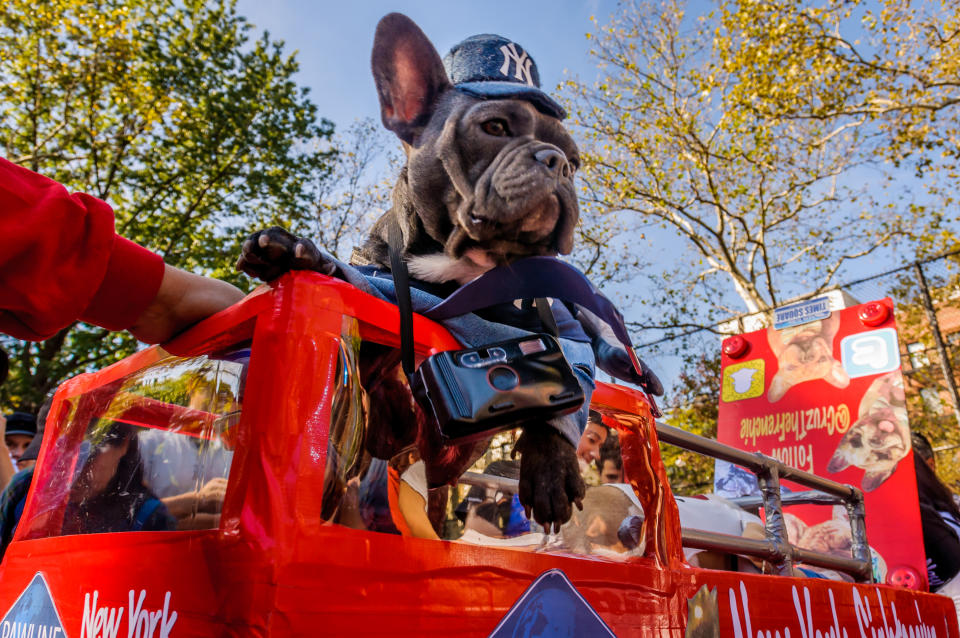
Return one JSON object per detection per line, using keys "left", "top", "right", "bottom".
{"left": 722, "top": 359, "right": 765, "bottom": 402}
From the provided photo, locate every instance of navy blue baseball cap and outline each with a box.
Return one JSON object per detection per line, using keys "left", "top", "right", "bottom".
{"left": 5, "top": 412, "right": 36, "bottom": 438}
{"left": 443, "top": 34, "right": 567, "bottom": 120}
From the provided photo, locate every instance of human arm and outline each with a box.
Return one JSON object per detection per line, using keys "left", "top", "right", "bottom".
{"left": 139, "top": 500, "right": 179, "bottom": 532}
{"left": 0, "top": 469, "right": 34, "bottom": 557}
{"left": 0, "top": 158, "right": 242, "bottom": 342}
{"left": 160, "top": 477, "right": 228, "bottom": 519}
{"left": 336, "top": 477, "right": 368, "bottom": 531}
{"left": 463, "top": 502, "right": 504, "bottom": 538}
{"left": 396, "top": 461, "right": 440, "bottom": 540}
{"left": 397, "top": 480, "right": 440, "bottom": 540}
{"left": 174, "top": 513, "right": 221, "bottom": 530}
{"left": 126, "top": 265, "right": 244, "bottom": 344}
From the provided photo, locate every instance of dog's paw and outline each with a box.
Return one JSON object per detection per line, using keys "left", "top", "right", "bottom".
{"left": 594, "top": 339, "right": 664, "bottom": 396}
{"left": 235, "top": 226, "right": 335, "bottom": 282}
{"left": 513, "top": 426, "right": 585, "bottom": 533}
{"left": 633, "top": 354, "right": 664, "bottom": 396}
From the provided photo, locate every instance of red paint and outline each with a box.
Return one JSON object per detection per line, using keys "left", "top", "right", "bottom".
{"left": 888, "top": 566, "right": 921, "bottom": 590}
{"left": 723, "top": 335, "right": 749, "bottom": 358}
{"left": 858, "top": 301, "right": 890, "bottom": 327}
{"left": 0, "top": 278, "right": 954, "bottom": 637}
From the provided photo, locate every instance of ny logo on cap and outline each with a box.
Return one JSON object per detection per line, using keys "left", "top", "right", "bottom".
{"left": 499, "top": 42, "right": 534, "bottom": 86}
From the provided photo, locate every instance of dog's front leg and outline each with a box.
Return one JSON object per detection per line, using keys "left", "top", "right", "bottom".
{"left": 236, "top": 226, "right": 338, "bottom": 282}
{"left": 513, "top": 425, "right": 585, "bottom": 533}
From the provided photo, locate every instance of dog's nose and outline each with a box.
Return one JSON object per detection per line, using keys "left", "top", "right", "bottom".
{"left": 534, "top": 148, "right": 571, "bottom": 179}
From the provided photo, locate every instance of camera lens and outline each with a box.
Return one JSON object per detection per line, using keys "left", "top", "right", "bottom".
{"left": 488, "top": 365, "right": 519, "bottom": 391}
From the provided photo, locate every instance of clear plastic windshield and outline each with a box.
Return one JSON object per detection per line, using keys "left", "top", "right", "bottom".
{"left": 21, "top": 348, "right": 246, "bottom": 539}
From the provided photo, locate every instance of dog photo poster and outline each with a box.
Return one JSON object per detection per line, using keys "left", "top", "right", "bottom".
{"left": 714, "top": 298, "right": 926, "bottom": 589}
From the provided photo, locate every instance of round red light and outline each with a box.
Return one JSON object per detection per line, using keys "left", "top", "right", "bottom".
{"left": 723, "top": 335, "right": 749, "bottom": 359}
{"left": 887, "top": 566, "right": 921, "bottom": 589}
{"left": 858, "top": 301, "right": 890, "bottom": 327}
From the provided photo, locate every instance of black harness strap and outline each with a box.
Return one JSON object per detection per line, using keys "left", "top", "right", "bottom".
{"left": 382, "top": 229, "right": 660, "bottom": 416}
{"left": 534, "top": 298, "right": 560, "bottom": 337}
{"left": 387, "top": 218, "right": 416, "bottom": 377}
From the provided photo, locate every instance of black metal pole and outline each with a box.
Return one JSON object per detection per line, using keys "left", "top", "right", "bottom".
{"left": 756, "top": 463, "right": 793, "bottom": 577}
{"left": 914, "top": 262, "right": 960, "bottom": 427}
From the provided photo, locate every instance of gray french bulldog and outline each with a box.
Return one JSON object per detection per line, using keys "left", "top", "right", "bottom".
{"left": 237, "top": 13, "right": 659, "bottom": 531}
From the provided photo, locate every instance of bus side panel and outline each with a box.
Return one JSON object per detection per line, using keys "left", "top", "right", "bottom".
{"left": 269, "top": 526, "right": 686, "bottom": 637}
{"left": 0, "top": 532, "right": 225, "bottom": 637}
{"left": 689, "top": 568, "right": 960, "bottom": 638}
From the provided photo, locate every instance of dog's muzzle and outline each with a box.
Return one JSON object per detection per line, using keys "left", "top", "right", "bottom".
{"left": 451, "top": 140, "right": 577, "bottom": 259}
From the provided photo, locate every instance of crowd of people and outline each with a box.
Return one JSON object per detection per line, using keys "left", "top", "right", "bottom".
{"left": 327, "top": 413, "right": 779, "bottom": 571}
{"left": 0, "top": 399, "right": 233, "bottom": 555}
{"left": 323, "top": 402, "right": 960, "bottom": 597}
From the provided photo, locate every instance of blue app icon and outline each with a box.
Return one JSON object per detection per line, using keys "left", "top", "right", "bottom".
{"left": 840, "top": 328, "right": 900, "bottom": 378}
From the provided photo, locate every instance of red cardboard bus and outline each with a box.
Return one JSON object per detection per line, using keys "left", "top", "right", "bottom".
{"left": 0, "top": 273, "right": 955, "bottom": 637}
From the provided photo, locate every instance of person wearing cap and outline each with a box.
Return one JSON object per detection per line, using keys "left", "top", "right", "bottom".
{"left": 0, "top": 411, "right": 28, "bottom": 492}
{"left": 0, "top": 410, "right": 37, "bottom": 493}
{"left": 0, "top": 156, "right": 243, "bottom": 345}
{"left": 0, "top": 396, "right": 52, "bottom": 557}
{"left": 3, "top": 412, "right": 35, "bottom": 470}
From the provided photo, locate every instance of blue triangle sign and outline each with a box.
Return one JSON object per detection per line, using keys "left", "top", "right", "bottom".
{"left": 0, "top": 572, "right": 68, "bottom": 638}
{"left": 489, "top": 569, "right": 616, "bottom": 637}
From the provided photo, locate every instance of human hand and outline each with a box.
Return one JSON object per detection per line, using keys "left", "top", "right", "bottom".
{"left": 197, "top": 477, "right": 229, "bottom": 513}
{"left": 343, "top": 476, "right": 361, "bottom": 510}
{"left": 594, "top": 339, "right": 664, "bottom": 396}
{"left": 235, "top": 226, "right": 335, "bottom": 282}
{"left": 128, "top": 265, "right": 244, "bottom": 344}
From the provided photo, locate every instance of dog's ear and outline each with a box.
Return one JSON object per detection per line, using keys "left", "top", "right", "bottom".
{"left": 862, "top": 468, "right": 894, "bottom": 491}
{"left": 371, "top": 13, "right": 451, "bottom": 145}
{"left": 825, "top": 360, "right": 850, "bottom": 389}
{"left": 826, "top": 448, "right": 851, "bottom": 474}
{"left": 766, "top": 371, "right": 790, "bottom": 403}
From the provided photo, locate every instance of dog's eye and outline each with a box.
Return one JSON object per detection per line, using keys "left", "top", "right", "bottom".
{"left": 481, "top": 119, "right": 510, "bottom": 137}
{"left": 569, "top": 158, "right": 581, "bottom": 173}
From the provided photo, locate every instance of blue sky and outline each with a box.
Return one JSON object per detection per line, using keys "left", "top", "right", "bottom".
{"left": 230, "top": 2, "right": 958, "bottom": 388}
{"left": 234, "top": 0, "right": 614, "bottom": 126}
{"left": 231, "top": 0, "right": 926, "bottom": 297}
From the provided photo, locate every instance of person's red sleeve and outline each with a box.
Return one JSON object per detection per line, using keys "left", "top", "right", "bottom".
{"left": 0, "top": 158, "right": 165, "bottom": 341}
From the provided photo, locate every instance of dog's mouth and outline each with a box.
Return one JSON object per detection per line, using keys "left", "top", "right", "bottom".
{"left": 467, "top": 194, "right": 559, "bottom": 234}
{"left": 457, "top": 203, "right": 562, "bottom": 267}
{"left": 463, "top": 194, "right": 560, "bottom": 253}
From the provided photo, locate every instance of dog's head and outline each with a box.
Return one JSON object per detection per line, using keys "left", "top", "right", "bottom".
{"left": 826, "top": 404, "right": 910, "bottom": 491}
{"left": 363, "top": 14, "right": 579, "bottom": 282}
{"left": 766, "top": 319, "right": 850, "bottom": 402}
